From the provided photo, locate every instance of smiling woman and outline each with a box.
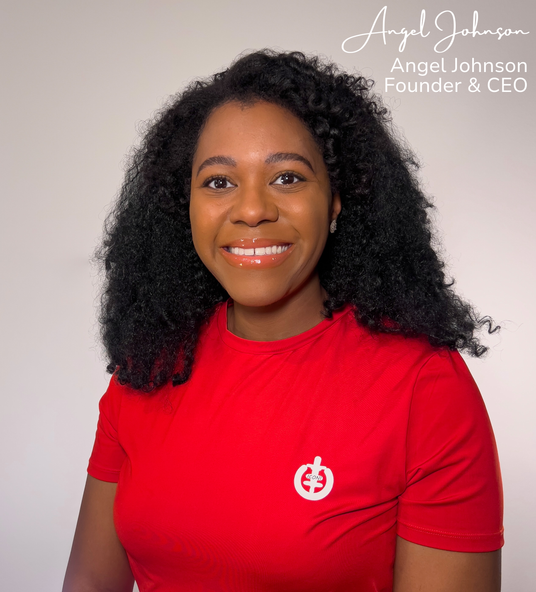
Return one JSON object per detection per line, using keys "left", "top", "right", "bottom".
{"left": 190, "top": 101, "right": 341, "bottom": 337}
{"left": 63, "top": 50, "right": 503, "bottom": 592}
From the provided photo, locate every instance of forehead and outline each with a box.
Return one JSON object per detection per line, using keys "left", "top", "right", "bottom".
{"left": 193, "top": 100, "right": 322, "bottom": 161}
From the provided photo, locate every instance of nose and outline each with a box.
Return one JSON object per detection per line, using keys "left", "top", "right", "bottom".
{"left": 229, "top": 184, "right": 279, "bottom": 227}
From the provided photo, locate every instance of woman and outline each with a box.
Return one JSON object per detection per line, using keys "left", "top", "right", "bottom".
{"left": 63, "top": 50, "right": 503, "bottom": 591}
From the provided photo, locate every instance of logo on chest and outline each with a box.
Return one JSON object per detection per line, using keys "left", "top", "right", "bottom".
{"left": 294, "top": 456, "right": 334, "bottom": 501}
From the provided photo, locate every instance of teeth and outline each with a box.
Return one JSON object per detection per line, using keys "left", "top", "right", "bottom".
{"left": 228, "top": 244, "right": 290, "bottom": 256}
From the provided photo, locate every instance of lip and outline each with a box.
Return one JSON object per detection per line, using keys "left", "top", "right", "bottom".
{"left": 219, "top": 243, "right": 295, "bottom": 269}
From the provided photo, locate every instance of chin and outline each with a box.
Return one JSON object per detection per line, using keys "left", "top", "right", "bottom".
{"left": 226, "top": 287, "right": 290, "bottom": 310}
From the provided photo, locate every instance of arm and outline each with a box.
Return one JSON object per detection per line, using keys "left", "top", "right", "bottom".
{"left": 393, "top": 536, "right": 501, "bottom": 592}
{"left": 63, "top": 475, "right": 135, "bottom": 592}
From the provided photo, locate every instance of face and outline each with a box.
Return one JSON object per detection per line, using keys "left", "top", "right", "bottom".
{"left": 189, "top": 100, "right": 341, "bottom": 309}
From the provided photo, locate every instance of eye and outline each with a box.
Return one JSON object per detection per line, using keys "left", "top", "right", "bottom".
{"left": 272, "top": 172, "right": 305, "bottom": 185}
{"left": 203, "top": 176, "right": 236, "bottom": 190}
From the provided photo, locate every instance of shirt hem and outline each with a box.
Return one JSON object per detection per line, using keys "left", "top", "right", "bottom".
{"left": 397, "top": 521, "right": 504, "bottom": 552}
{"left": 87, "top": 464, "right": 121, "bottom": 483}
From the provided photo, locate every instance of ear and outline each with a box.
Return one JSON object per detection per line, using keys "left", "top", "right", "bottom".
{"left": 330, "top": 192, "right": 342, "bottom": 221}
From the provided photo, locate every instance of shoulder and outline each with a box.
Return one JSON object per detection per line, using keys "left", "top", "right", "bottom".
{"left": 337, "top": 305, "right": 450, "bottom": 374}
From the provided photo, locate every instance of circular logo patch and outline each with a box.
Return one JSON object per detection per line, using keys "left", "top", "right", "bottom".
{"left": 294, "top": 455, "right": 334, "bottom": 501}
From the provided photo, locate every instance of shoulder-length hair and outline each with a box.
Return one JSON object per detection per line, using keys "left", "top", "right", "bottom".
{"left": 97, "top": 49, "right": 496, "bottom": 391}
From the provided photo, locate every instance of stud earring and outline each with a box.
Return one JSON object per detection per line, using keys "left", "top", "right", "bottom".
{"left": 329, "top": 219, "right": 337, "bottom": 234}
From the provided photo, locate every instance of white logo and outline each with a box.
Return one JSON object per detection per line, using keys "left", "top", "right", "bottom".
{"left": 294, "top": 456, "right": 334, "bottom": 501}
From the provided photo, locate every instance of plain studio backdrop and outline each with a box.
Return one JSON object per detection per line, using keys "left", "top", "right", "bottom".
{"left": 1, "top": 0, "right": 534, "bottom": 590}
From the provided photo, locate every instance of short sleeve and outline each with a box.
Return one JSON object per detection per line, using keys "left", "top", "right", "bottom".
{"left": 87, "top": 375, "right": 127, "bottom": 482}
{"left": 397, "top": 350, "right": 504, "bottom": 552}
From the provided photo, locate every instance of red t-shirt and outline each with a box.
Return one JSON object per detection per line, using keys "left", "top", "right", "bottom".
{"left": 88, "top": 302, "right": 503, "bottom": 591}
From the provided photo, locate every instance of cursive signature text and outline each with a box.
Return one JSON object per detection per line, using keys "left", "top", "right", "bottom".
{"left": 342, "top": 6, "right": 529, "bottom": 54}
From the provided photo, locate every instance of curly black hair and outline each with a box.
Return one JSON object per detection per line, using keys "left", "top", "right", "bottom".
{"left": 97, "top": 49, "right": 497, "bottom": 391}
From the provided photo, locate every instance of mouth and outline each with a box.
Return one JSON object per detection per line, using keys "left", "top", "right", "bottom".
{"left": 219, "top": 241, "right": 294, "bottom": 269}
{"left": 224, "top": 244, "right": 292, "bottom": 256}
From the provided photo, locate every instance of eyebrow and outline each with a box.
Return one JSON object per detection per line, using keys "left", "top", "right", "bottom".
{"left": 196, "top": 155, "right": 237, "bottom": 177}
{"left": 196, "top": 152, "right": 315, "bottom": 177}
{"left": 265, "top": 152, "right": 315, "bottom": 173}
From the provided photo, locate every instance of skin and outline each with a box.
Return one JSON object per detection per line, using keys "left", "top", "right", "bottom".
{"left": 63, "top": 100, "right": 501, "bottom": 591}
{"left": 189, "top": 100, "right": 341, "bottom": 341}
{"left": 62, "top": 476, "right": 134, "bottom": 592}
{"left": 394, "top": 538, "right": 501, "bottom": 592}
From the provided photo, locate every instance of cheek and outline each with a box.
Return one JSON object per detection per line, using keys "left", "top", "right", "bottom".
{"left": 189, "top": 199, "right": 222, "bottom": 262}
{"left": 295, "top": 201, "right": 330, "bottom": 243}
{"left": 300, "top": 207, "right": 331, "bottom": 266}
{"left": 189, "top": 201, "right": 208, "bottom": 257}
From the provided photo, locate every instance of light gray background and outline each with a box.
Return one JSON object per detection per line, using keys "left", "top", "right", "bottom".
{"left": 1, "top": 1, "right": 534, "bottom": 590}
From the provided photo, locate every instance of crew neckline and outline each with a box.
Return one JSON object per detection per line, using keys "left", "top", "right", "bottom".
{"left": 217, "top": 300, "right": 354, "bottom": 354}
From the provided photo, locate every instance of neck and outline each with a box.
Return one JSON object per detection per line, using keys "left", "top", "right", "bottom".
{"left": 227, "top": 276, "right": 328, "bottom": 341}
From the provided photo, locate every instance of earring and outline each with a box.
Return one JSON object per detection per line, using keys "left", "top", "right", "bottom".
{"left": 330, "top": 219, "right": 337, "bottom": 234}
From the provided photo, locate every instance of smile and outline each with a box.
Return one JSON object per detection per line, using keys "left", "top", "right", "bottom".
{"left": 225, "top": 244, "right": 291, "bottom": 256}
{"left": 220, "top": 243, "right": 295, "bottom": 268}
